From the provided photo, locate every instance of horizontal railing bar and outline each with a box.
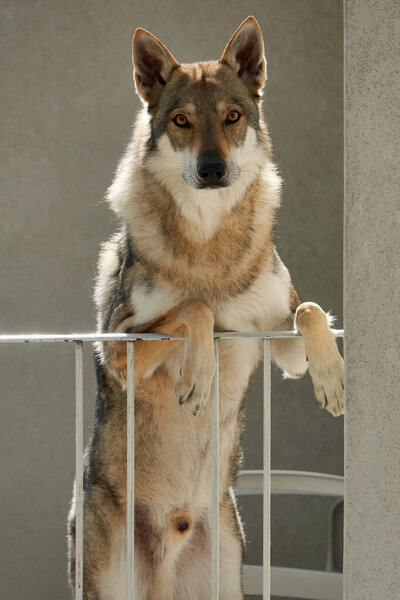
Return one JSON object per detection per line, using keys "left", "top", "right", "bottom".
{"left": 215, "top": 330, "right": 344, "bottom": 339}
{"left": 0, "top": 329, "right": 344, "bottom": 344}
{"left": 0, "top": 333, "right": 182, "bottom": 343}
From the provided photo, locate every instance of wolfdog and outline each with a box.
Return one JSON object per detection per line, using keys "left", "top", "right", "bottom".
{"left": 67, "top": 16, "right": 344, "bottom": 599}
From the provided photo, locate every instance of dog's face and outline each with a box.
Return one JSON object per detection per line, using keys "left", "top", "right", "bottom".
{"left": 132, "top": 17, "right": 269, "bottom": 192}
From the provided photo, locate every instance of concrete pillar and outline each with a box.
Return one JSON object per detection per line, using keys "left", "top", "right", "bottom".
{"left": 344, "top": 1, "right": 400, "bottom": 598}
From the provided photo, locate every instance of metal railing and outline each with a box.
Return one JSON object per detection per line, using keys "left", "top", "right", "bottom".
{"left": 0, "top": 328, "right": 344, "bottom": 600}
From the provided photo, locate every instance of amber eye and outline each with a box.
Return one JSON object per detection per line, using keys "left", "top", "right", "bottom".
{"left": 173, "top": 114, "right": 189, "bottom": 128}
{"left": 226, "top": 110, "right": 241, "bottom": 124}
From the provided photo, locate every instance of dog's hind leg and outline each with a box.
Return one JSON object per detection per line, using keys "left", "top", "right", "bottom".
{"left": 68, "top": 483, "right": 130, "bottom": 600}
{"left": 173, "top": 515, "right": 213, "bottom": 600}
{"left": 219, "top": 491, "right": 244, "bottom": 600}
{"left": 174, "top": 494, "right": 244, "bottom": 600}
{"left": 67, "top": 507, "right": 106, "bottom": 600}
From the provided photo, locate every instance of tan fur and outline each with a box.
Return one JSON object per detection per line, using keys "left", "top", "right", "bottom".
{"left": 67, "top": 16, "right": 343, "bottom": 599}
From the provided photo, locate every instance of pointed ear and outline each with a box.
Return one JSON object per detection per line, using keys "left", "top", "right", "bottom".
{"left": 132, "top": 28, "right": 179, "bottom": 105}
{"left": 220, "top": 16, "right": 266, "bottom": 96}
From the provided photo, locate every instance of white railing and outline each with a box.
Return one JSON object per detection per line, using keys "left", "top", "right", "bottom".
{"left": 0, "top": 329, "right": 344, "bottom": 600}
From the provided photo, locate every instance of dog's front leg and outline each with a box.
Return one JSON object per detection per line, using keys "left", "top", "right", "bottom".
{"left": 295, "top": 302, "right": 344, "bottom": 416}
{"left": 107, "top": 300, "right": 216, "bottom": 416}
{"left": 171, "top": 301, "right": 216, "bottom": 416}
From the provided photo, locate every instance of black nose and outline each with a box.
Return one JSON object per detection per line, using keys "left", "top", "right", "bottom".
{"left": 197, "top": 156, "right": 227, "bottom": 184}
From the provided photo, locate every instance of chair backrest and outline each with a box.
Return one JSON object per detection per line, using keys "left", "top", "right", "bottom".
{"left": 235, "top": 470, "right": 344, "bottom": 599}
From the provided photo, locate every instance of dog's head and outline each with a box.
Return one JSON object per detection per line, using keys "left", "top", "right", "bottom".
{"left": 132, "top": 17, "right": 270, "bottom": 192}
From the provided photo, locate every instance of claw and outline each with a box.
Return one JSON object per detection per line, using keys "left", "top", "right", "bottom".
{"left": 178, "top": 383, "right": 196, "bottom": 406}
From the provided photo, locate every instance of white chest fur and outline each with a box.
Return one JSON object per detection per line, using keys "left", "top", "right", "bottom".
{"left": 132, "top": 282, "right": 179, "bottom": 327}
{"left": 214, "top": 262, "right": 292, "bottom": 332}
{"left": 131, "top": 261, "right": 291, "bottom": 334}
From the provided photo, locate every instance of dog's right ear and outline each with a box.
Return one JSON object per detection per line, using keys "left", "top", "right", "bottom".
{"left": 133, "top": 28, "right": 179, "bottom": 106}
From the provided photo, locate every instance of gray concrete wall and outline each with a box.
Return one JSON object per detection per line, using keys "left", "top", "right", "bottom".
{"left": 0, "top": 2, "right": 343, "bottom": 598}
{"left": 344, "top": 1, "right": 400, "bottom": 598}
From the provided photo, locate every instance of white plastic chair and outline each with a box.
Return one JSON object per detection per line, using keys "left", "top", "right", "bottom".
{"left": 234, "top": 470, "right": 344, "bottom": 599}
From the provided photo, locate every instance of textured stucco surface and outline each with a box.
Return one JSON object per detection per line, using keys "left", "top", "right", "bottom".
{"left": 344, "top": 1, "right": 400, "bottom": 598}
{"left": 0, "top": 2, "right": 343, "bottom": 598}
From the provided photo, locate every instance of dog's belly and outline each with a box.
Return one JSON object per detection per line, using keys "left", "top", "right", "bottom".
{"left": 133, "top": 360, "right": 246, "bottom": 509}
{"left": 131, "top": 279, "right": 272, "bottom": 508}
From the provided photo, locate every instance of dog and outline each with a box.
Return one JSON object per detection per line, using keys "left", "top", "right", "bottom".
{"left": 67, "top": 16, "right": 344, "bottom": 599}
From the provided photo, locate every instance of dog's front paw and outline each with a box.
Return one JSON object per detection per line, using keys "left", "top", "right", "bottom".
{"left": 175, "top": 352, "right": 216, "bottom": 417}
{"left": 309, "top": 352, "right": 344, "bottom": 417}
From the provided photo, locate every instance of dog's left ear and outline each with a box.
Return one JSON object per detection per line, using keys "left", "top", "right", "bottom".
{"left": 220, "top": 16, "right": 266, "bottom": 96}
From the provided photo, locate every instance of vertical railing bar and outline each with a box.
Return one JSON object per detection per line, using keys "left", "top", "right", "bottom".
{"left": 263, "top": 338, "right": 271, "bottom": 599}
{"left": 211, "top": 339, "right": 220, "bottom": 600}
{"left": 126, "top": 341, "right": 135, "bottom": 600}
{"left": 75, "top": 341, "right": 84, "bottom": 600}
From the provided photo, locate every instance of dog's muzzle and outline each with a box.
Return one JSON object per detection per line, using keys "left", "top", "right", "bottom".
{"left": 197, "top": 155, "right": 227, "bottom": 187}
